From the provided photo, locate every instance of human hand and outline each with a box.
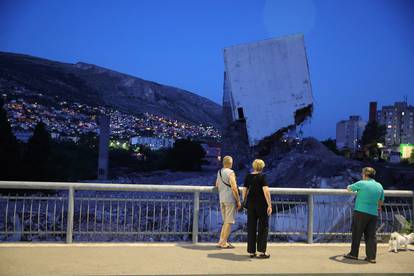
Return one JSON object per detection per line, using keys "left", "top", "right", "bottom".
{"left": 267, "top": 205, "right": 272, "bottom": 216}
{"left": 236, "top": 201, "right": 242, "bottom": 210}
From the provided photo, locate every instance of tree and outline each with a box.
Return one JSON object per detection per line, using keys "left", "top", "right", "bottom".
{"left": 340, "top": 148, "right": 352, "bottom": 159}
{"left": 138, "top": 144, "right": 152, "bottom": 160}
{"left": 321, "top": 138, "right": 339, "bottom": 155}
{"left": 167, "top": 139, "right": 206, "bottom": 171}
{"left": 109, "top": 146, "right": 139, "bottom": 169}
{"left": 23, "top": 122, "right": 52, "bottom": 181}
{"left": 48, "top": 136, "right": 98, "bottom": 181}
{"left": 0, "top": 98, "right": 19, "bottom": 180}
{"left": 77, "top": 132, "right": 98, "bottom": 150}
{"left": 361, "top": 122, "right": 387, "bottom": 160}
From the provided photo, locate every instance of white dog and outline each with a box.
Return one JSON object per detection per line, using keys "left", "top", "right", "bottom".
{"left": 388, "top": 232, "right": 414, "bottom": 253}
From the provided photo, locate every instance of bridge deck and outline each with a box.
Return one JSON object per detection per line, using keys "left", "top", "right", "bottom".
{"left": 0, "top": 243, "right": 413, "bottom": 275}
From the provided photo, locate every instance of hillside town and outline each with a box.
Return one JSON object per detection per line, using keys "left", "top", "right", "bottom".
{"left": 1, "top": 87, "right": 221, "bottom": 146}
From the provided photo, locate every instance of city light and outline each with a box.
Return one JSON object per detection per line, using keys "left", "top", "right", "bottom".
{"left": 3, "top": 96, "right": 221, "bottom": 144}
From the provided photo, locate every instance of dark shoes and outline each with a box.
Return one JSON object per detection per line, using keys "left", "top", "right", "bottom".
{"left": 343, "top": 253, "right": 358, "bottom": 260}
{"left": 343, "top": 254, "right": 376, "bottom": 263}
{"left": 364, "top": 257, "right": 376, "bottom": 264}
{"left": 249, "top": 252, "right": 270, "bottom": 259}
{"left": 258, "top": 253, "right": 270, "bottom": 259}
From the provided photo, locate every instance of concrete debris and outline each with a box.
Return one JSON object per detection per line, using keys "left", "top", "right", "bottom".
{"left": 257, "top": 138, "right": 363, "bottom": 188}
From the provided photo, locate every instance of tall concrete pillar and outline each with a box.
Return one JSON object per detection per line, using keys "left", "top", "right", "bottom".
{"left": 97, "top": 115, "right": 110, "bottom": 180}
{"left": 369, "top": 102, "right": 377, "bottom": 123}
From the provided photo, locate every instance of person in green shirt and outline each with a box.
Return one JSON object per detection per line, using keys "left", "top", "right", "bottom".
{"left": 344, "top": 167, "right": 384, "bottom": 263}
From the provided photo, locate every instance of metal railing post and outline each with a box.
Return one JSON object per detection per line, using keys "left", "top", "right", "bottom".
{"left": 307, "top": 194, "right": 314, "bottom": 244}
{"left": 192, "top": 191, "right": 200, "bottom": 244}
{"left": 66, "top": 187, "right": 75, "bottom": 243}
{"left": 412, "top": 196, "right": 414, "bottom": 232}
{"left": 0, "top": 181, "right": 413, "bottom": 244}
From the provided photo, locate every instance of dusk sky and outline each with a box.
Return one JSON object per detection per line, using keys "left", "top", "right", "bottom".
{"left": 1, "top": 0, "right": 413, "bottom": 139}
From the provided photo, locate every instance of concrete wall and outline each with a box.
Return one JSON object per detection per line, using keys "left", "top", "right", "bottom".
{"left": 98, "top": 115, "right": 110, "bottom": 180}
{"left": 223, "top": 34, "right": 313, "bottom": 146}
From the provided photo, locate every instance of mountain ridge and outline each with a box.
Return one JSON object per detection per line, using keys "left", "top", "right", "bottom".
{"left": 0, "top": 51, "right": 222, "bottom": 128}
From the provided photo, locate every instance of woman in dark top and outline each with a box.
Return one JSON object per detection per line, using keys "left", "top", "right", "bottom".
{"left": 242, "top": 159, "right": 272, "bottom": 258}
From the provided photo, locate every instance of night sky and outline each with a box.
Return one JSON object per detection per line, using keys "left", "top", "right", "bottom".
{"left": 1, "top": 0, "right": 413, "bottom": 140}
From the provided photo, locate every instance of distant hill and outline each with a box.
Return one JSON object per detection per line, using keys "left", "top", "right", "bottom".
{"left": 0, "top": 52, "right": 222, "bottom": 128}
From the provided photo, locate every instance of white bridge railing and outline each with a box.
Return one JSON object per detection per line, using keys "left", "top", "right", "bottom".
{"left": 0, "top": 181, "right": 413, "bottom": 244}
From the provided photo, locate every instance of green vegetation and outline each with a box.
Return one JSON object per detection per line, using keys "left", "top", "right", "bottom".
{"left": 321, "top": 138, "right": 339, "bottom": 155}
{"left": 400, "top": 220, "right": 413, "bottom": 235}
{"left": 320, "top": 138, "right": 355, "bottom": 158}
{"left": 167, "top": 139, "right": 206, "bottom": 171}
{"left": 0, "top": 101, "right": 206, "bottom": 182}
{"left": 49, "top": 134, "right": 99, "bottom": 181}
{"left": 0, "top": 97, "right": 19, "bottom": 180}
{"left": 411, "top": 149, "right": 414, "bottom": 164}
{"left": 22, "top": 122, "right": 52, "bottom": 181}
{"left": 361, "top": 121, "right": 387, "bottom": 160}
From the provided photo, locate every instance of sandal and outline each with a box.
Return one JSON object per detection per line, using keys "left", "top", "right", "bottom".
{"left": 220, "top": 243, "right": 235, "bottom": 249}
{"left": 343, "top": 253, "right": 358, "bottom": 260}
{"left": 257, "top": 253, "right": 270, "bottom": 259}
{"left": 249, "top": 253, "right": 256, "bottom": 258}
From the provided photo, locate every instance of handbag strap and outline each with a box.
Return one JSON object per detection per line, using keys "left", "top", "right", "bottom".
{"left": 219, "top": 169, "right": 232, "bottom": 188}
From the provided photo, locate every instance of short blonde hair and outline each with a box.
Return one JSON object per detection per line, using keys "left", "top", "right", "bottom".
{"left": 252, "top": 159, "right": 265, "bottom": 172}
{"left": 222, "top": 156, "right": 233, "bottom": 167}
{"left": 362, "top": 167, "right": 376, "bottom": 178}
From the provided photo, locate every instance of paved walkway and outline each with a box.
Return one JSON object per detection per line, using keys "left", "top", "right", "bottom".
{"left": 0, "top": 243, "right": 413, "bottom": 275}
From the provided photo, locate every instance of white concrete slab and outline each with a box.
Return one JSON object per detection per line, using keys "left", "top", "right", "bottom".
{"left": 224, "top": 34, "right": 313, "bottom": 146}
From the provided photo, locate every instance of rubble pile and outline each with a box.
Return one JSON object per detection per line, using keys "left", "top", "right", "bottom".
{"left": 262, "top": 138, "right": 363, "bottom": 188}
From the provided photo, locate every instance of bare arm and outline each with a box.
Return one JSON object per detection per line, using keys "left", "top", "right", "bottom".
{"left": 348, "top": 182, "right": 361, "bottom": 192}
{"left": 378, "top": 190, "right": 384, "bottom": 210}
{"left": 229, "top": 172, "right": 240, "bottom": 204}
{"left": 262, "top": 186, "right": 271, "bottom": 207}
{"left": 242, "top": 187, "right": 247, "bottom": 201}
{"left": 215, "top": 178, "right": 219, "bottom": 188}
{"left": 263, "top": 186, "right": 272, "bottom": 215}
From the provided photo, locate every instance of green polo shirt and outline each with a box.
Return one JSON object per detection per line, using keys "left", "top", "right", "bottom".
{"left": 348, "top": 179, "right": 384, "bottom": 216}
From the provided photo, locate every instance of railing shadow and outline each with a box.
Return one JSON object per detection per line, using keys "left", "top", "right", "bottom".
{"left": 178, "top": 244, "right": 219, "bottom": 251}
{"left": 207, "top": 252, "right": 252, "bottom": 262}
{"left": 178, "top": 243, "right": 252, "bottom": 261}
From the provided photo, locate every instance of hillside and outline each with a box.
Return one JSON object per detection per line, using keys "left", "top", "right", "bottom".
{"left": 0, "top": 52, "right": 222, "bottom": 128}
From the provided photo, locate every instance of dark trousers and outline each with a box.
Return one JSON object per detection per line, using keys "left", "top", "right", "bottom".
{"left": 247, "top": 205, "right": 269, "bottom": 254}
{"left": 350, "top": 210, "right": 378, "bottom": 259}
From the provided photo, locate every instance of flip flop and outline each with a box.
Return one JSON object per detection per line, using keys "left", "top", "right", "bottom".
{"left": 220, "top": 244, "right": 235, "bottom": 249}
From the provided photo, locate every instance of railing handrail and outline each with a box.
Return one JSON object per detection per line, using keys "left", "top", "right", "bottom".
{"left": 0, "top": 181, "right": 413, "bottom": 197}
{"left": 0, "top": 180, "right": 413, "bottom": 244}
